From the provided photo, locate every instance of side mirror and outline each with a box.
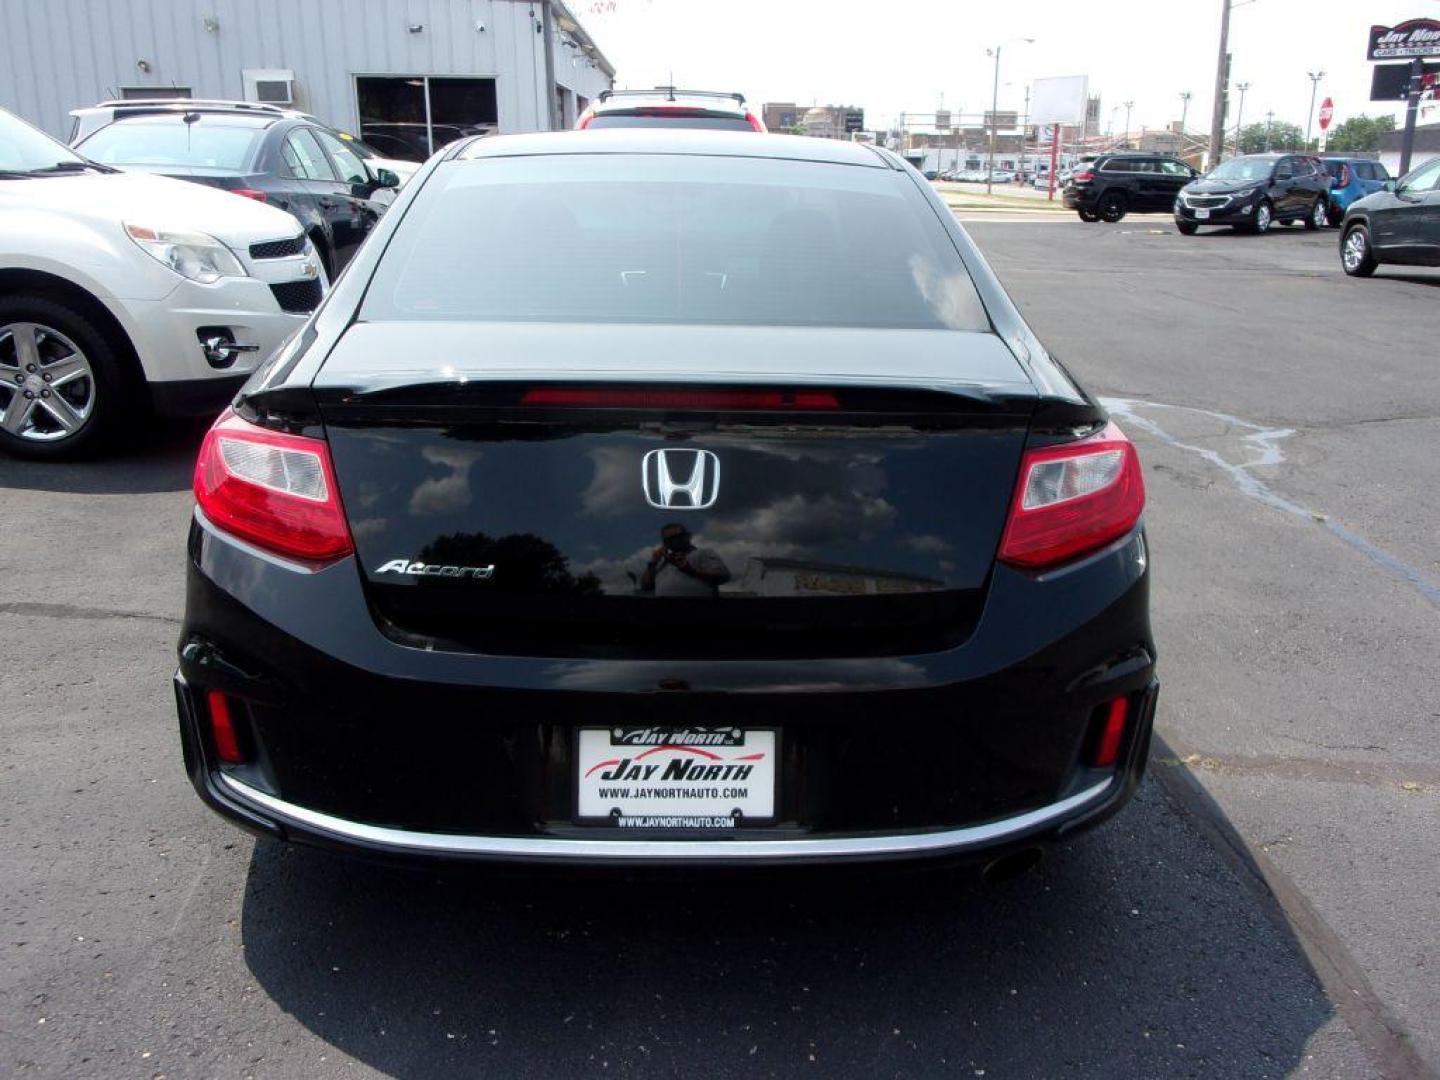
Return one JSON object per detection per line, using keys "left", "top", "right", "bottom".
{"left": 373, "top": 167, "right": 400, "bottom": 189}
{"left": 1384, "top": 179, "right": 1398, "bottom": 193}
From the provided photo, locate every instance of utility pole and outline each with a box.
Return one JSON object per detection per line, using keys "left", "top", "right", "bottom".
{"left": 1304, "top": 70, "right": 1325, "bottom": 150}
{"left": 1179, "top": 90, "right": 1192, "bottom": 135}
{"left": 1400, "top": 58, "right": 1426, "bottom": 175}
{"left": 985, "top": 37, "right": 1033, "bottom": 195}
{"left": 1264, "top": 109, "right": 1274, "bottom": 151}
{"left": 1122, "top": 100, "right": 1134, "bottom": 146}
{"left": 1233, "top": 82, "right": 1249, "bottom": 155}
{"left": 1207, "top": 0, "right": 1231, "bottom": 166}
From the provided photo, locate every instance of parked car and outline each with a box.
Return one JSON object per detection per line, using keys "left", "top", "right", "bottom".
{"left": 69, "top": 99, "right": 419, "bottom": 190}
{"left": 1338, "top": 156, "right": 1440, "bottom": 277}
{"left": 1064, "top": 153, "right": 1198, "bottom": 222}
{"left": 73, "top": 103, "right": 399, "bottom": 277}
{"left": 1174, "top": 153, "right": 1330, "bottom": 235}
{"left": 0, "top": 105, "right": 323, "bottom": 458}
{"left": 988, "top": 170, "right": 1015, "bottom": 183}
{"left": 577, "top": 87, "right": 765, "bottom": 131}
{"left": 355, "top": 121, "right": 490, "bottom": 163}
{"left": 175, "top": 129, "right": 1156, "bottom": 871}
{"left": 1320, "top": 157, "right": 1392, "bottom": 226}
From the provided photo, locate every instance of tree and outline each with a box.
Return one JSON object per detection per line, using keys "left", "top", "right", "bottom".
{"left": 1237, "top": 120, "right": 1304, "bottom": 154}
{"left": 1326, "top": 114, "right": 1396, "bottom": 153}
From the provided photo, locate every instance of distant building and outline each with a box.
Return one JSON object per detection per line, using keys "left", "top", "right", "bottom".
{"left": 765, "top": 103, "right": 863, "bottom": 138}
{"left": 763, "top": 102, "right": 800, "bottom": 131}
{"left": 0, "top": 0, "right": 614, "bottom": 145}
{"left": 1379, "top": 122, "right": 1440, "bottom": 175}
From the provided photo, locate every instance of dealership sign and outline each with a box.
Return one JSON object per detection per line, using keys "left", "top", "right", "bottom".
{"left": 1368, "top": 19, "right": 1440, "bottom": 60}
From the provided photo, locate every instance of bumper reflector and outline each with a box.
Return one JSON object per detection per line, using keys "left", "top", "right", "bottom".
{"left": 206, "top": 690, "right": 246, "bottom": 764}
{"left": 1089, "top": 697, "right": 1128, "bottom": 768}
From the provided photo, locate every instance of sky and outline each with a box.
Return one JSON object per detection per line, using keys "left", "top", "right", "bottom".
{"left": 575, "top": 0, "right": 1440, "bottom": 137}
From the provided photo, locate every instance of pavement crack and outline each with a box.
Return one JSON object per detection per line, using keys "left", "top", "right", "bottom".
{"left": 1156, "top": 752, "right": 1440, "bottom": 791}
{"left": 0, "top": 600, "right": 180, "bottom": 626}
{"left": 1103, "top": 397, "right": 1440, "bottom": 609}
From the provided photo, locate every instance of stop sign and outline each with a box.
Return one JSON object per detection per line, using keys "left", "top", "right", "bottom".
{"left": 1318, "top": 97, "right": 1334, "bottom": 130}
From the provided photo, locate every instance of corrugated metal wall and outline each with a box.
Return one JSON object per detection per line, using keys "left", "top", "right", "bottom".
{"left": 0, "top": 0, "right": 612, "bottom": 137}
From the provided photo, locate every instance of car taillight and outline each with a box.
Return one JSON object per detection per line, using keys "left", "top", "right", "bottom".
{"left": 1073, "top": 170, "right": 1094, "bottom": 183}
{"left": 1339, "top": 165, "right": 1351, "bottom": 188}
{"left": 233, "top": 189, "right": 268, "bottom": 202}
{"left": 998, "top": 421, "right": 1145, "bottom": 570}
{"left": 745, "top": 111, "right": 766, "bottom": 131}
{"left": 193, "top": 409, "right": 353, "bottom": 563}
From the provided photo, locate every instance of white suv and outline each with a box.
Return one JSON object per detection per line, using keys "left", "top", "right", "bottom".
{"left": 1, "top": 106, "right": 324, "bottom": 458}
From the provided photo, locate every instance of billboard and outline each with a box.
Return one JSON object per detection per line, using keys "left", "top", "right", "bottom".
{"left": 935, "top": 109, "right": 951, "bottom": 132}
{"left": 843, "top": 108, "right": 864, "bottom": 133}
{"left": 1031, "top": 75, "right": 1089, "bottom": 125}
{"left": 1371, "top": 60, "right": 1440, "bottom": 100}
{"left": 1368, "top": 19, "right": 1440, "bottom": 61}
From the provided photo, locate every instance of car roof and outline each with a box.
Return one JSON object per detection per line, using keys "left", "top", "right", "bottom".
{"left": 453, "top": 129, "right": 893, "bottom": 167}
{"left": 97, "top": 110, "right": 277, "bottom": 129}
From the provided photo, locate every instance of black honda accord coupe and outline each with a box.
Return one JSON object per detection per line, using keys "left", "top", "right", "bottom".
{"left": 175, "top": 130, "right": 1157, "bottom": 869}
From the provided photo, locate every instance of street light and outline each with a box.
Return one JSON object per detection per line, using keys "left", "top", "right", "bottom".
{"left": 1304, "top": 70, "right": 1325, "bottom": 149}
{"left": 1234, "top": 82, "right": 1250, "bottom": 154}
{"left": 1122, "top": 100, "right": 1134, "bottom": 146}
{"left": 1264, "top": 109, "right": 1274, "bottom": 151}
{"left": 1179, "top": 90, "right": 1192, "bottom": 135}
{"left": 986, "top": 36, "right": 1034, "bottom": 195}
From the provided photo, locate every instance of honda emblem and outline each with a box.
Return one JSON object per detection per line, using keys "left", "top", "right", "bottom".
{"left": 641, "top": 449, "right": 720, "bottom": 510}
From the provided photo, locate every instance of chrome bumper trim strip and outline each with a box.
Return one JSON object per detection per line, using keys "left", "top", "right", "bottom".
{"left": 217, "top": 775, "right": 1113, "bottom": 861}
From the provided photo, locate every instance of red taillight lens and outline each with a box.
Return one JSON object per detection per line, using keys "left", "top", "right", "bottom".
{"left": 745, "top": 111, "right": 766, "bottom": 132}
{"left": 1087, "top": 697, "right": 1128, "bottom": 768}
{"left": 1073, "top": 170, "right": 1094, "bottom": 182}
{"left": 193, "top": 410, "right": 354, "bottom": 563}
{"left": 233, "top": 188, "right": 268, "bottom": 202}
{"left": 998, "top": 421, "right": 1145, "bottom": 570}
{"left": 1339, "top": 165, "right": 1352, "bottom": 188}
{"left": 206, "top": 690, "right": 247, "bottom": 764}
{"left": 519, "top": 387, "right": 840, "bottom": 410}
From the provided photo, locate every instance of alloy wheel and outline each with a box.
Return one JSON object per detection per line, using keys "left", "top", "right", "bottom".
{"left": 1313, "top": 200, "right": 1327, "bottom": 229}
{"left": 1255, "top": 202, "right": 1272, "bottom": 233}
{"left": 1342, "top": 229, "right": 1368, "bottom": 272}
{"left": 0, "top": 322, "right": 96, "bottom": 442}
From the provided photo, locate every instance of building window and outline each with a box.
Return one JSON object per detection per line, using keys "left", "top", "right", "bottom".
{"left": 118, "top": 86, "right": 192, "bottom": 100}
{"left": 355, "top": 76, "right": 498, "bottom": 163}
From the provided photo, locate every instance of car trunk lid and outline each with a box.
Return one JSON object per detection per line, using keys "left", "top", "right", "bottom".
{"left": 313, "top": 322, "right": 1038, "bottom": 659}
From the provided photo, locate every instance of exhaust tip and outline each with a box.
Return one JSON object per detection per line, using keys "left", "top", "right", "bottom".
{"left": 980, "top": 847, "right": 1044, "bottom": 884}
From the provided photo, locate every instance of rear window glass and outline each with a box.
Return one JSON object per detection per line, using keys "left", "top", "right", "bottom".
{"left": 1323, "top": 161, "right": 1346, "bottom": 179}
{"left": 586, "top": 114, "right": 755, "bottom": 131}
{"left": 79, "top": 119, "right": 261, "bottom": 170}
{"left": 362, "top": 154, "right": 990, "bottom": 331}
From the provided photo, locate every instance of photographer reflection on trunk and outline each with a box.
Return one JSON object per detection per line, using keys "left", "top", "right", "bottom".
{"left": 639, "top": 523, "right": 731, "bottom": 597}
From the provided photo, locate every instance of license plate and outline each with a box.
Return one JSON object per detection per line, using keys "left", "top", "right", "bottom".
{"left": 1194, "top": 209, "right": 1210, "bottom": 219}
{"left": 576, "top": 727, "right": 778, "bottom": 828}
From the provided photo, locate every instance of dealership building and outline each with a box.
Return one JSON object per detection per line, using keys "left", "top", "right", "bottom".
{"left": 0, "top": 0, "right": 614, "bottom": 155}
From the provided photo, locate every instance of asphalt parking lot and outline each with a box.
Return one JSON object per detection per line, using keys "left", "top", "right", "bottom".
{"left": 3, "top": 216, "right": 1437, "bottom": 1078}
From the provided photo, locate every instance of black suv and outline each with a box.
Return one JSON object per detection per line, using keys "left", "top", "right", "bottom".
{"left": 75, "top": 106, "right": 399, "bottom": 277}
{"left": 1063, "top": 153, "right": 1198, "bottom": 222}
{"left": 1175, "top": 154, "right": 1331, "bottom": 235}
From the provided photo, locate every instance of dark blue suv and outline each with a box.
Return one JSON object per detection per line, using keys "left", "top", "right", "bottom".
{"left": 1321, "top": 158, "right": 1392, "bottom": 226}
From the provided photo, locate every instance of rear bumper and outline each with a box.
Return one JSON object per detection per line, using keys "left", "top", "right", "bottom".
{"left": 176, "top": 670, "right": 1156, "bottom": 866}
{"left": 177, "top": 514, "right": 1157, "bottom": 866}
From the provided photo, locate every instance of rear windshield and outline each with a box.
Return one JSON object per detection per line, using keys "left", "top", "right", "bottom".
{"left": 586, "top": 113, "right": 755, "bottom": 131}
{"left": 1323, "top": 160, "right": 1346, "bottom": 179}
{"left": 362, "top": 154, "right": 989, "bottom": 330}
{"left": 79, "top": 119, "right": 262, "bottom": 170}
